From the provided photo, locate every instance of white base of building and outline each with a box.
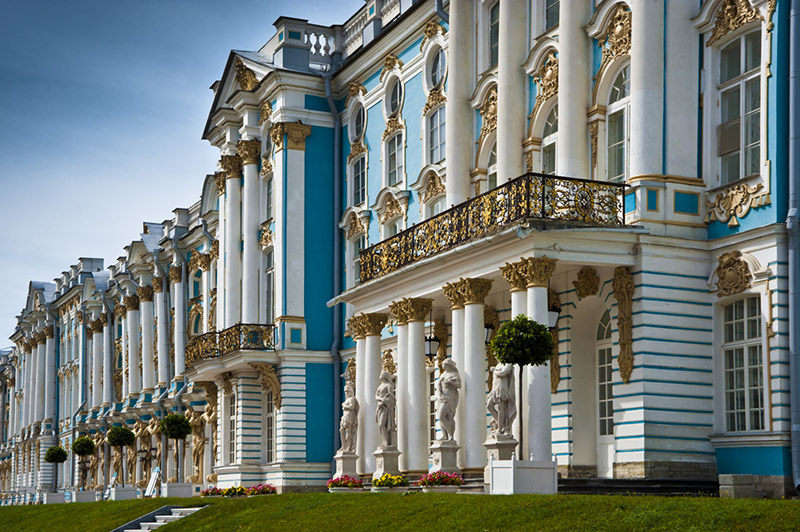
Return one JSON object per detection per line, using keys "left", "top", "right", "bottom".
{"left": 488, "top": 457, "right": 558, "bottom": 495}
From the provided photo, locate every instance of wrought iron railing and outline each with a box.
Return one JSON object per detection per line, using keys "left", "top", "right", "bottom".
{"left": 185, "top": 323, "right": 276, "bottom": 368}
{"left": 360, "top": 172, "right": 627, "bottom": 283}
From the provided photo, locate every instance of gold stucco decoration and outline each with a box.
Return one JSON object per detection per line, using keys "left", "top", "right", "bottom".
{"left": 259, "top": 223, "right": 273, "bottom": 249}
{"left": 237, "top": 138, "right": 262, "bottom": 165}
{"left": 458, "top": 278, "right": 493, "bottom": 305}
{"left": 389, "top": 300, "right": 409, "bottom": 325}
{"left": 285, "top": 121, "right": 312, "bottom": 150}
{"left": 343, "top": 358, "right": 356, "bottom": 386}
{"left": 379, "top": 54, "right": 404, "bottom": 82}
{"left": 478, "top": 85, "right": 498, "bottom": 148}
{"left": 348, "top": 141, "right": 366, "bottom": 164}
{"left": 137, "top": 285, "right": 154, "bottom": 303}
{"left": 168, "top": 267, "right": 182, "bottom": 284}
{"left": 421, "top": 171, "right": 446, "bottom": 203}
{"left": 234, "top": 59, "right": 258, "bottom": 91}
{"left": 249, "top": 362, "right": 282, "bottom": 410}
{"left": 382, "top": 350, "right": 396, "bottom": 375}
{"left": 715, "top": 250, "right": 752, "bottom": 297}
{"left": 598, "top": 5, "right": 632, "bottom": 74}
{"left": 706, "top": 182, "right": 767, "bottom": 227}
{"left": 612, "top": 266, "right": 634, "bottom": 383}
{"left": 382, "top": 117, "right": 404, "bottom": 141}
{"left": 572, "top": 266, "right": 600, "bottom": 298}
{"left": 258, "top": 99, "right": 272, "bottom": 126}
{"left": 423, "top": 88, "right": 446, "bottom": 115}
{"left": 420, "top": 20, "right": 446, "bottom": 51}
{"left": 521, "top": 256, "right": 558, "bottom": 288}
{"left": 380, "top": 194, "right": 404, "bottom": 224}
{"left": 213, "top": 171, "right": 226, "bottom": 195}
{"left": 400, "top": 298, "right": 433, "bottom": 323}
{"left": 589, "top": 122, "right": 599, "bottom": 172}
{"left": 210, "top": 240, "right": 220, "bottom": 260}
{"left": 344, "top": 212, "right": 367, "bottom": 240}
{"left": 219, "top": 154, "right": 243, "bottom": 179}
{"left": 347, "top": 82, "right": 367, "bottom": 104}
{"left": 707, "top": 0, "right": 761, "bottom": 46}
{"left": 443, "top": 281, "right": 466, "bottom": 310}
{"left": 260, "top": 155, "right": 273, "bottom": 177}
{"left": 500, "top": 260, "right": 528, "bottom": 292}
{"left": 532, "top": 50, "right": 558, "bottom": 119}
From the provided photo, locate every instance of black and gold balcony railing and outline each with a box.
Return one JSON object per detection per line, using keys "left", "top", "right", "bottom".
{"left": 185, "top": 323, "right": 276, "bottom": 368}
{"left": 360, "top": 172, "right": 627, "bottom": 283}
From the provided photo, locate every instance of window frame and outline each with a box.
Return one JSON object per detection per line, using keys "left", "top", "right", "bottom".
{"left": 428, "top": 106, "right": 446, "bottom": 165}
{"left": 606, "top": 63, "right": 631, "bottom": 183}
{"left": 263, "top": 389, "right": 276, "bottom": 463}
{"left": 385, "top": 132, "right": 404, "bottom": 187}
{"left": 264, "top": 248, "right": 275, "bottom": 324}
{"left": 351, "top": 234, "right": 368, "bottom": 286}
{"left": 488, "top": 2, "right": 500, "bottom": 69}
{"left": 541, "top": 104, "right": 558, "bottom": 175}
{"left": 352, "top": 156, "right": 367, "bottom": 206}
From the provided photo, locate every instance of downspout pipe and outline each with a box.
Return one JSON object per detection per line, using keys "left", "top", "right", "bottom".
{"left": 69, "top": 399, "right": 85, "bottom": 490}
{"left": 788, "top": 0, "right": 800, "bottom": 494}
{"left": 435, "top": 0, "right": 449, "bottom": 24}
{"left": 323, "top": 71, "right": 343, "bottom": 467}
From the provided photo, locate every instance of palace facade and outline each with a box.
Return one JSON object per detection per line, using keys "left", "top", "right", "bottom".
{"left": 1, "top": 0, "right": 799, "bottom": 502}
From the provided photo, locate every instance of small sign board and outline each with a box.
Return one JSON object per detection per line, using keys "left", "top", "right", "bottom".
{"left": 145, "top": 467, "right": 161, "bottom": 498}
{"left": 103, "top": 472, "right": 118, "bottom": 501}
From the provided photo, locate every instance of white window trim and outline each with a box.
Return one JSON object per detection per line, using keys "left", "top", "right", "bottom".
{"left": 478, "top": 0, "right": 500, "bottom": 75}
{"left": 350, "top": 155, "right": 368, "bottom": 207}
{"left": 605, "top": 62, "right": 630, "bottom": 183}
{"left": 383, "top": 132, "right": 405, "bottom": 189}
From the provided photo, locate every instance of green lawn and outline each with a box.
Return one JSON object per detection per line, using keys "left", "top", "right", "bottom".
{"left": 1, "top": 493, "right": 799, "bottom": 532}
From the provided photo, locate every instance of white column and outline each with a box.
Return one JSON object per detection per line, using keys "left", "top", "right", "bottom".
{"left": 35, "top": 331, "right": 46, "bottom": 423}
{"left": 461, "top": 278, "right": 492, "bottom": 469}
{"left": 363, "top": 332, "right": 382, "bottom": 473}
{"left": 443, "top": 282, "right": 466, "bottom": 466}
{"left": 496, "top": 0, "right": 527, "bottom": 184}
{"left": 126, "top": 295, "right": 141, "bottom": 398}
{"left": 171, "top": 266, "right": 187, "bottom": 379}
{"left": 221, "top": 155, "right": 243, "bottom": 328}
{"left": 91, "top": 319, "right": 103, "bottom": 409}
{"left": 43, "top": 325, "right": 55, "bottom": 424}
{"left": 406, "top": 302, "right": 430, "bottom": 473}
{"left": 121, "top": 314, "right": 128, "bottom": 399}
{"left": 22, "top": 347, "right": 31, "bottom": 428}
{"left": 102, "top": 315, "right": 113, "bottom": 407}
{"left": 501, "top": 260, "right": 529, "bottom": 448}
{"left": 239, "top": 139, "right": 261, "bottom": 323}
{"left": 524, "top": 257, "right": 557, "bottom": 461}
{"left": 201, "top": 259, "right": 210, "bottom": 334}
{"left": 445, "top": 0, "right": 474, "bottom": 205}
{"left": 354, "top": 334, "right": 366, "bottom": 474}
{"left": 558, "top": 0, "right": 591, "bottom": 178}
{"left": 154, "top": 276, "right": 170, "bottom": 388}
{"left": 629, "top": 0, "right": 664, "bottom": 178}
{"left": 390, "top": 304, "right": 408, "bottom": 471}
{"left": 139, "top": 286, "right": 155, "bottom": 395}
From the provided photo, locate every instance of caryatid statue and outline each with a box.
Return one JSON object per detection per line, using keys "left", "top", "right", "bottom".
{"left": 146, "top": 416, "right": 162, "bottom": 467}
{"left": 375, "top": 370, "right": 397, "bottom": 448}
{"left": 201, "top": 402, "right": 218, "bottom": 461}
{"left": 88, "top": 435, "right": 100, "bottom": 490}
{"left": 92, "top": 431, "right": 106, "bottom": 489}
{"left": 126, "top": 438, "right": 137, "bottom": 486}
{"left": 133, "top": 419, "right": 151, "bottom": 487}
{"left": 186, "top": 408, "right": 207, "bottom": 484}
{"left": 486, "top": 363, "right": 517, "bottom": 437}
{"left": 338, "top": 382, "right": 359, "bottom": 454}
{"left": 436, "top": 358, "right": 462, "bottom": 441}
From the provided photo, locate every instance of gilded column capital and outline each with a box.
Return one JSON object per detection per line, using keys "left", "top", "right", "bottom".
{"left": 137, "top": 286, "right": 154, "bottom": 303}
{"left": 521, "top": 256, "right": 558, "bottom": 288}
{"left": 213, "top": 171, "right": 226, "bottom": 195}
{"left": 458, "top": 278, "right": 493, "bottom": 306}
{"left": 285, "top": 121, "right": 312, "bottom": 151}
{"left": 348, "top": 314, "right": 369, "bottom": 340}
{"left": 124, "top": 295, "right": 140, "bottom": 311}
{"left": 210, "top": 240, "right": 220, "bottom": 260}
{"left": 115, "top": 304, "right": 128, "bottom": 319}
{"left": 219, "top": 154, "right": 243, "bottom": 179}
{"left": 44, "top": 325, "right": 54, "bottom": 339}
{"left": 363, "top": 313, "right": 389, "bottom": 336}
{"left": 500, "top": 261, "right": 528, "bottom": 292}
{"left": 269, "top": 123, "right": 285, "bottom": 150}
{"left": 443, "top": 281, "right": 466, "bottom": 310}
{"left": 389, "top": 301, "right": 409, "bottom": 325}
{"left": 152, "top": 277, "right": 164, "bottom": 293}
{"left": 237, "top": 138, "right": 261, "bottom": 165}
{"left": 35, "top": 332, "right": 46, "bottom": 345}
{"left": 90, "top": 320, "right": 104, "bottom": 335}
{"left": 401, "top": 298, "right": 433, "bottom": 323}
{"left": 99, "top": 313, "right": 108, "bottom": 327}
{"left": 168, "top": 267, "right": 182, "bottom": 284}
{"left": 198, "top": 253, "right": 212, "bottom": 272}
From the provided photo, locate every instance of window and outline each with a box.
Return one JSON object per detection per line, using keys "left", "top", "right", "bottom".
{"left": 193, "top": 270, "right": 202, "bottom": 298}
{"left": 388, "top": 79, "right": 403, "bottom": 117}
{"left": 542, "top": 105, "right": 558, "bottom": 175}
{"left": 429, "top": 106, "right": 446, "bottom": 164}
{"left": 265, "top": 249, "right": 274, "bottom": 324}
{"left": 718, "top": 32, "right": 761, "bottom": 185}
{"left": 353, "top": 157, "right": 366, "bottom": 205}
{"left": 353, "top": 234, "right": 367, "bottom": 284}
{"left": 353, "top": 105, "right": 365, "bottom": 140}
{"left": 723, "top": 296, "right": 764, "bottom": 432}
{"left": 487, "top": 142, "right": 497, "bottom": 190}
{"left": 597, "top": 309, "right": 613, "bottom": 437}
{"left": 489, "top": 3, "right": 500, "bottom": 68}
{"left": 431, "top": 48, "right": 446, "bottom": 88}
{"left": 263, "top": 390, "right": 275, "bottom": 462}
{"left": 429, "top": 369, "right": 436, "bottom": 443}
{"left": 228, "top": 394, "right": 236, "bottom": 463}
{"left": 430, "top": 196, "right": 447, "bottom": 217}
{"left": 607, "top": 65, "right": 630, "bottom": 182}
{"left": 386, "top": 218, "right": 403, "bottom": 238}
{"left": 387, "top": 134, "right": 403, "bottom": 186}
{"left": 545, "top": 0, "right": 559, "bottom": 31}
{"left": 265, "top": 177, "right": 273, "bottom": 221}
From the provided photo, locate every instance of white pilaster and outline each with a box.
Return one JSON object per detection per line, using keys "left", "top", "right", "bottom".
{"left": 102, "top": 316, "right": 113, "bottom": 407}
{"left": 43, "top": 326, "right": 55, "bottom": 424}
{"left": 35, "top": 335, "right": 45, "bottom": 424}
{"left": 171, "top": 266, "right": 186, "bottom": 379}
{"left": 239, "top": 139, "right": 261, "bottom": 324}
{"left": 450, "top": 307, "right": 465, "bottom": 467}
{"left": 92, "top": 320, "right": 103, "bottom": 409}
{"left": 363, "top": 333, "right": 381, "bottom": 473}
{"left": 154, "top": 277, "right": 170, "bottom": 388}
{"left": 558, "top": 0, "right": 591, "bottom": 178}
{"left": 222, "top": 154, "right": 243, "bottom": 328}
{"left": 395, "top": 320, "right": 408, "bottom": 471}
{"left": 354, "top": 335, "right": 366, "bottom": 474}
{"left": 497, "top": 0, "right": 527, "bottom": 183}
{"left": 406, "top": 318, "right": 427, "bottom": 473}
{"left": 140, "top": 287, "right": 155, "bottom": 395}
{"left": 126, "top": 297, "right": 141, "bottom": 399}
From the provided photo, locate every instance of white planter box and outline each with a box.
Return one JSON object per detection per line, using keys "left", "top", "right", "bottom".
{"left": 44, "top": 492, "right": 66, "bottom": 504}
{"left": 70, "top": 490, "right": 96, "bottom": 503}
{"left": 488, "top": 457, "right": 557, "bottom": 495}
{"left": 161, "top": 482, "right": 195, "bottom": 498}
{"left": 109, "top": 486, "right": 138, "bottom": 501}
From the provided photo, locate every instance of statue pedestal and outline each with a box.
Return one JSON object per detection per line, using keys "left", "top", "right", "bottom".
{"left": 109, "top": 486, "right": 138, "bottom": 501}
{"left": 70, "top": 489, "right": 96, "bottom": 503}
{"left": 429, "top": 439, "right": 460, "bottom": 474}
{"left": 334, "top": 451, "right": 359, "bottom": 479}
{"left": 483, "top": 434, "right": 518, "bottom": 485}
{"left": 161, "top": 482, "right": 194, "bottom": 498}
{"left": 373, "top": 447, "right": 401, "bottom": 480}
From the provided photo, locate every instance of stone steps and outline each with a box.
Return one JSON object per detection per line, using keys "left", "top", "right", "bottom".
{"left": 123, "top": 506, "right": 203, "bottom": 532}
{"left": 558, "top": 478, "right": 719, "bottom": 497}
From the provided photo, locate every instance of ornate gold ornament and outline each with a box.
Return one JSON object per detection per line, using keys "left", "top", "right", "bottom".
{"left": 219, "top": 154, "right": 243, "bottom": 178}
{"left": 260, "top": 155, "right": 273, "bottom": 177}
{"left": 347, "top": 313, "right": 388, "bottom": 338}
{"left": 137, "top": 286, "right": 154, "bottom": 303}
{"left": 382, "top": 350, "right": 396, "bottom": 375}
{"left": 90, "top": 319, "right": 104, "bottom": 335}
{"left": 596, "top": 5, "right": 632, "bottom": 80}
{"left": 457, "top": 278, "right": 493, "bottom": 305}
{"left": 44, "top": 325, "right": 54, "bottom": 339}
{"left": 342, "top": 358, "right": 356, "bottom": 386}
{"left": 152, "top": 276, "right": 164, "bottom": 293}
{"left": 423, "top": 88, "right": 446, "bottom": 115}
{"left": 521, "top": 256, "right": 558, "bottom": 288}
{"left": 220, "top": 372, "right": 233, "bottom": 395}
{"left": 248, "top": 362, "right": 282, "bottom": 410}
{"left": 612, "top": 266, "right": 634, "bottom": 383}
{"left": 532, "top": 50, "right": 558, "bottom": 119}
{"left": 389, "top": 300, "right": 409, "bottom": 325}
{"left": 420, "top": 20, "right": 446, "bottom": 51}
{"left": 208, "top": 289, "right": 217, "bottom": 331}
{"left": 421, "top": 172, "right": 446, "bottom": 203}
{"left": 237, "top": 138, "right": 261, "bottom": 165}
{"left": 258, "top": 99, "right": 272, "bottom": 126}
{"left": 347, "top": 82, "right": 367, "bottom": 104}
{"left": 443, "top": 281, "right": 466, "bottom": 310}
{"left": 478, "top": 86, "right": 498, "bottom": 147}
{"left": 260, "top": 223, "right": 273, "bottom": 249}
{"left": 382, "top": 117, "right": 404, "bottom": 141}
{"left": 401, "top": 298, "right": 433, "bottom": 323}
{"left": 500, "top": 261, "right": 527, "bottom": 292}
{"left": 589, "top": 122, "right": 599, "bottom": 171}
{"left": 168, "top": 267, "right": 182, "bottom": 284}
{"left": 715, "top": 250, "right": 752, "bottom": 297}
{"left": 572, "top": 267, "right": 600, "bottom": 298}
{"left": 198, "top": 253, "right": 212, "bottom": 272}
{"left": 348, "top": 141, "right": 366, "bottom": 164}
{"left": 706, "top": 182, "right": 767, "bottom": 227}
{"left": 210, "top": 240, "right": 220, "bottom": 260}
{"left": 707, "top": 0, "right": 762, "bottom": 46}
{"left": 213, "top": 171, "right": 226, "bottom": 195}
{"left": 380, "top": 194, "right": 405, "bottom": 224}
{"left": 379, "top": 54, "right": 404, "bottom": 82}
{"left": 234, "top": 59, "right": 258, "bottom": 91}
{"left": 344, "top": 212, "right": 367, "bottom": 240}
{"left": 124, "top": 295, "right": 140, "bottom": 312}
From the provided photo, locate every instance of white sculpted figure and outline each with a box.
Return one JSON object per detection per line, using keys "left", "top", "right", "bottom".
{"left": 436, "top": 358, "right": 462, "bottom": 441}
{"left": 486, "top": 363, "right": 516, "bottom": 437}
{"left": 339, "top": 383, "right": 359, "bottom": 453}
{"left": 375, "top": 370, "right": 397, "bottom": 448}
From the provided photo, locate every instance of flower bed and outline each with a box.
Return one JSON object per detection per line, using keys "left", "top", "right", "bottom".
{"left": 246, "top": 483, "right": 277, "bottom": 496}
{"left": 200, "top": 486, "right": 224, "bottom": 497}
{"left": 372, "top": 474, "right": 408, "bottom": 488}
{"left": 415, "top": 472, "right": 463, "bottom": 487}
{"left": 327, "top": 476, "right": 363, "bottom": 489}
{"left": 223, "top": 486, "right": 248, "bottom": 497}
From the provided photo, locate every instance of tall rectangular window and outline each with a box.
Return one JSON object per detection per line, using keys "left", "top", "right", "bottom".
{"left": 723, "top": 297, "right": 764, "bottom": 432}
{"left": 545, "top": 0, "right": 559, "bottom": 31}
{"left": 428, "top": 370, "right": 436, "bottom": 443}
{"left": 265, "top": 177, "right": 273, "bottom": 221}
{"left": 598, "top": 347, "right": 614, "bottom": 436}
{"left": 387, "top": 134, "right": 403, "bottom": 186}
{"left": 263, "top": 390, "right": 275, "bottom": 463}
{"left": 353, "top": 158, "right": 366, "bottom": 205}
{"left": 429, "top": 107, "right": 446, "bottom": 164}
{"left": 542, "top": 143, "right": 556, "bottom": 175}
{"left": 489, "top": 3, "right": 500, "bottom": 68}
{"left": 353, "top": 235, "right": 367, "bottom": 285}
{"left": 228, "top": 394, "right": 236, "bottom": 463}
{"left": 265, "top": 250, "right": 274, "bottom": 324}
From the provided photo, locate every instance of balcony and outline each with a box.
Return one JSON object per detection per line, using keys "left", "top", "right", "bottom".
{"left": 186, "top": 323, "right": 277, "bottom": 368}
{"left": 359, "top": 172, "right": 627, "bottom": 283}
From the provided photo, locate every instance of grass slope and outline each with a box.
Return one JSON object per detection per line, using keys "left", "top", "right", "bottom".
{"left": 2, "top": 493, "right": 799, "bottom": 532}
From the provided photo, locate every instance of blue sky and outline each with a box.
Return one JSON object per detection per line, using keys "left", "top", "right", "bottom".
{"left": 0, "top": 0, "right": 362, "bottom": 341}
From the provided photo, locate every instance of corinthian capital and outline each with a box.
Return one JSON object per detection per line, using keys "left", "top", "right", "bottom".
{"left": 219, "top": 154, "right": 243, "bottom": 179}
{"left": 152, "top": 276, "right": 164, "bottom": 293}
{"left": 443, "top": 281, "right": 466, "bottom": 310}
{"left": 43, "top": 326, "right": 54, "bottom": 339}
{"left": 521, "top": 256, "right": 558, "bottom": 288}
{"left": 500, "top": 261, "right": 527, "bottom": 292}
{"left": 137, "top": 285, "right": 154, "bottom": 303}
{"left": 458, "top": 278, "right": 493, "bottom": 306}
{"left": 124, "top": 295, "right": 140, "bottom": 311}
{"left": 168, "top": 267, "right": 182, "bottom": 284}
{"left": 389, "top": 301, "right": 409, "bottom": 325}
{"left": 348, "top": 313, "right": 388, "bottom": 339}
{"left": 237, "top": 138, "right": 261, "bottom": 165}
{"left": 213, "top": 171, "right": 226, "bottom": 195}
{"left": 400, "top": 298, "right": 433, "bottom": 323}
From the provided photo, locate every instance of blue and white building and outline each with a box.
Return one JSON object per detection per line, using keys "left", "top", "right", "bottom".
{"left": 1, "top": 0, "right": 799, "bottom": 501}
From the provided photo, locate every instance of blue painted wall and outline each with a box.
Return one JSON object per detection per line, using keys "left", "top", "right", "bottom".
{"left": 305, "top": 362, "right": 334, "bottom": 462}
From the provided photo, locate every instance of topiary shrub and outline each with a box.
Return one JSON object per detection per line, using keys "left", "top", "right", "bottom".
{"left": 107, "top": 426, "right": 135, "bottom": 487}
{"left": 160, "top": 414, "right": 192, "bottom": 441}
{"left": 72, "top": 436, "right": 96, "bottom": 458}
{"left": 44, "top": 446, "right": 68, "bottom": 464}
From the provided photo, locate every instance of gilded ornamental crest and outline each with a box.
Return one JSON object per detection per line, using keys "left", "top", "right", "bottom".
{"left": 715, "top": 250, "right": 752, "bottom": 297}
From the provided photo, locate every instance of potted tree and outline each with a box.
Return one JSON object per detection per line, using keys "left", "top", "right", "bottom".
{"left": 160, "top": 413, "right": 193, "bottom": 497}
{"left": 107, "top": 426, "right": 137, "bottom": 500}
{"left": 43, "top": 446, "right": 68, "bottom": 504}
{"left": 71, "top": 436, "right": 96, "bottom": 502}
{"left": 487, "top": 315, "right": 557, "bottom": 494}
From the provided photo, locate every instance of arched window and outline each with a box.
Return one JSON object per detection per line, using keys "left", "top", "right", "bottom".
{"left": 487, "top": 142, "right": 498, "bottom": 190}
{"left": 542, "top": 105, "right": 558, "bottom": 175}
{"left": 596, "top": 309, "right": 614, "bottom": 442}
{"left": 387, "top": 78, "right": 403, "bottom": 118}
{"left": 192, "top": 270, "right": 202, "bottom": 298}
{"left": 607, "top": 65, "right": 630, "bottom": 182}
{"left": 431, "top": 48, "right": 446, "bottom": 88}
{"left": 352, "top": 104, "right": 365, "bottom": 141}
